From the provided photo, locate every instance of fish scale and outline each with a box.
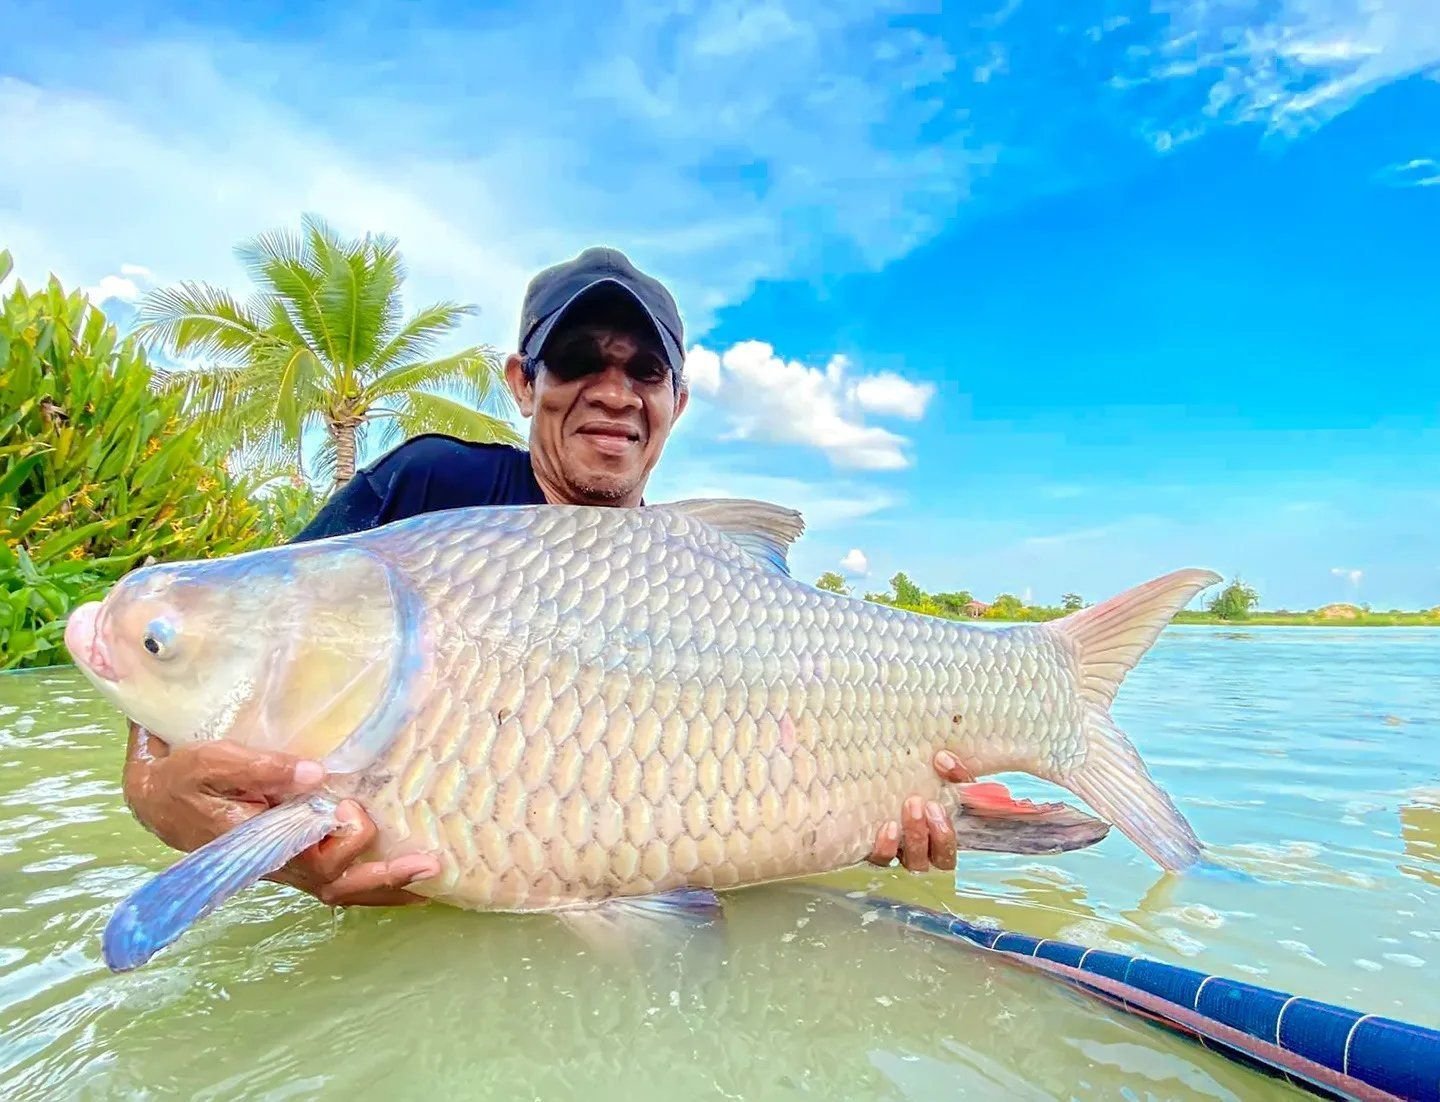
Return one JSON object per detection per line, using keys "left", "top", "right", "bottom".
{"left": 69, "top": 496, "right": 1219, "bottom": 971}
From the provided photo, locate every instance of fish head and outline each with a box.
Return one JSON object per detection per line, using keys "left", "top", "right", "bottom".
{"left": 65, "top": 542, "right": 422, "bottom": 769}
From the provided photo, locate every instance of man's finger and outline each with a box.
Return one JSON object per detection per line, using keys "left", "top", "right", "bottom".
{"left": 933, "top": 750, "right": 973, "bottom": 784}
{"left": 926, "top": 800, "right": 958, "bottom": 871}
{"left": 316, "top": 853, "right": 441, "bottom": 908}
{"left": 866, "top": 820, "right": 900, "bottom": 866}
{"left": 183, "top": 742, "right": 326, "bottom": 797}
{"left": 296, "top": 801, "right": 376, "bottom": 883}
{"left": 900, "top": 795, "right": 929, "bottom": 873}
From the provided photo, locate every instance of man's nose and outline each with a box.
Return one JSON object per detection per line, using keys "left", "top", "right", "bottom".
{"left": 584, "top": 363, "right": 642, "bottom": 408}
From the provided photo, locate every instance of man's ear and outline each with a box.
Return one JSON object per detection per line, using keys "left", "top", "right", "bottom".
{"left": 504, "top": 353, "right": 535, "bottom": 417}
{"left": 673, "top": 382, "right": 690, "bottom": 423}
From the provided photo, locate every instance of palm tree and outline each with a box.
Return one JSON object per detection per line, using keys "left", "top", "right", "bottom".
{"left": 134, "top": 213, "right": 523, "bottom": 493}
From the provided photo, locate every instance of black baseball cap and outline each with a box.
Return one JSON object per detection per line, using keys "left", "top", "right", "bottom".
{"left": 517, "top": 246, "right": 686, "bottom": 384}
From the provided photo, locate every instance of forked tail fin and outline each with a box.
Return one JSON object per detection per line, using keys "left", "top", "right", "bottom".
{"left": 1052, "top": 568, "right": 1222, "bottom": 711}
{"left": 1049, "top": 568, "right": 1221, "bottom": 872}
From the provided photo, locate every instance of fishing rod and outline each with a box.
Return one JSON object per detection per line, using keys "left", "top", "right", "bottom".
{"left": 816, "top": 887, "right": 1440, "bottom": 1102}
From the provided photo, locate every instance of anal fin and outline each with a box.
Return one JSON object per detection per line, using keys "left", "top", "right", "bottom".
{"left": 103, "top": 795, "right": 340, "bottom": 972}
{"left": 951, "top": 782, "right": 1112, "bottom": 855}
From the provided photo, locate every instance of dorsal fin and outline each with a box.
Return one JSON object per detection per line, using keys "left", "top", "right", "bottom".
{"left": 661, "top": 498, "right": 805, "bottom": 576}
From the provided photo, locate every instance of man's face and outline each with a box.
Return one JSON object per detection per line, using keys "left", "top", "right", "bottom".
{"left": 506, "top": 319, "right": 688, "bottom": 507}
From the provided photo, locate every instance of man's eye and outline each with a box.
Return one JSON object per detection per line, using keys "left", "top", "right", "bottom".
{"left": 630, "top": 360, "right": 668, "bottom": 385}
{"left": 549, "top": 351, "right": 602, "bottom": 380}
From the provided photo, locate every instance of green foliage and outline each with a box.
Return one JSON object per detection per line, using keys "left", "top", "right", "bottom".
{"left": 983, "top": 593, "right": 1026, "bottom": 620}
{"left": 1207, "top": 576, "right": 1260, "bottom": 621}
{"left": 931, "top": 591, "right": 974, "bottom": 617}
{"left": 134, "top": 213, "right": 523, "bottom": 491}
{"left": 814, "top": 571, "right": 850, "bottom": 595}
{"left": 889, "top": 572, "right": 924, "bottom": 607}
{"left": 0, "top": 250, "right": 277, "bottom": 669}
{"left": 251, "top": 476, "right": 326, "bottom": 543}
{"left": 1061, "top": 592, "right": 1084, "bottom": 612}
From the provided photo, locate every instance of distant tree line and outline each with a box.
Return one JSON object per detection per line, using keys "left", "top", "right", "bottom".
{"left": 809, "top": 570, "right": 1349, "bottom": 625}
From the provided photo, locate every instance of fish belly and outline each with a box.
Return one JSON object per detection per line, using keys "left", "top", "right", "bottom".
{"left": 338, "top": 505, "right": 1086, "bottom": 912}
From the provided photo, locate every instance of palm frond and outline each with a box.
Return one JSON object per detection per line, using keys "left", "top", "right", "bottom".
{"left": 258, "top": 344, "right": 323, "bottom": 443}
{"left": 385, "top": 390, "right": 525, "bottom": 447}
{"left": 235, "top": 226, "right": 311, "bottom": 288}
{"left": 132, "top": 283, "right": 271, "bottom": 362}
{"left": 224, "top": 421, "right": 299, "bottom": 479}
{"left": 236, "top": 222, "right": 341, "bottom": 365}
{"left": 320, "top": 232, "right": 403, "bottom": 373}
{"left": 307, "top": 432, "right": 340, "bottom": 491}
{"left": 365, "top": 301, "right": 478, "bottom": 375}
{"left": 363, "top": 344, "right": 506, "bottom": 405}
{"left": 156, "top": 358, "right": 282, "bottom": 426}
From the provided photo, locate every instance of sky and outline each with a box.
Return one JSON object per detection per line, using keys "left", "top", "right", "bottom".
{"left": 1, "top": 0, "right": 1437, "bottom": 611}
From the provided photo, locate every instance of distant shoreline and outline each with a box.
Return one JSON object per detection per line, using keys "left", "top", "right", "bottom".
{"left": 977, "top": 612, "right": 1440, "bottom": 628}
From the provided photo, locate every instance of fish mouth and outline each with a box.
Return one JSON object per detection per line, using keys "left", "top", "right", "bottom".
{"left": 64, "top": 601, "right": 119, "bottom": 683}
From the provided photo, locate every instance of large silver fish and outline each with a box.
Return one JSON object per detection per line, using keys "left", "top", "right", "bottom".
{"left": 63, "top": 498, "right": 1217, "bottom": 971}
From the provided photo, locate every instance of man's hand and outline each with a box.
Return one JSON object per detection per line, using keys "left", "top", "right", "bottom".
{"left": 121, "top": 722, "right": 439, "bottom": 907}
{"left": 866, "top": 751, "right": 972, "bottom": 873}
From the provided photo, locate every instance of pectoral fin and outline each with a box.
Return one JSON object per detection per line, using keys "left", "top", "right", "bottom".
{"left": 102, "top": 796, "right": 340, "bottom": 972}
{"left": 951, "top": 782, "right": 1112, "bottom": 855}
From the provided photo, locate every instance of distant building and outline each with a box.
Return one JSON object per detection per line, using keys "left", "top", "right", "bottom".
{"left": 964, "top": 600, "right": 990, "bottom": 618}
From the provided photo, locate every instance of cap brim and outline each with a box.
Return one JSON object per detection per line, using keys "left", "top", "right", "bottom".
{"left": 524, "top": 278, "right": 685, "bottom": 379}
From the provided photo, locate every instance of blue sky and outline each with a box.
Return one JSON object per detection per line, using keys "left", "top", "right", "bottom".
{"left": 2, "top": 0, "right": 1437, "bottom": 610}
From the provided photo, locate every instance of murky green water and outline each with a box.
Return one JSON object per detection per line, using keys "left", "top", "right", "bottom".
{"left": 1, "top": 627, "right": 1436, "bottom": 1100}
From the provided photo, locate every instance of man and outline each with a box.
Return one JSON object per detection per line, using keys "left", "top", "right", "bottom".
{"left": 120, "top": 246, "right": 970, "bottom": 908}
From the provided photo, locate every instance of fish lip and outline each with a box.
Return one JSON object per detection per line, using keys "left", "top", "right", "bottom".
{"left": 64, "top": 601, "right": 120, "bottom": 683}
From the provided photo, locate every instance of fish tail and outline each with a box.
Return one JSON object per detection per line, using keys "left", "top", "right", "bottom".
{"left": 1064, "top": 709, "right": 1203, "bottom": 871}
{"left": 1048, "top": 568, "right": 1220, "bottom": 872}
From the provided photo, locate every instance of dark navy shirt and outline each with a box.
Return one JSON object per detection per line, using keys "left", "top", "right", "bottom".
{"left": 291, "top": 434, "right": 547, "bottom": 544}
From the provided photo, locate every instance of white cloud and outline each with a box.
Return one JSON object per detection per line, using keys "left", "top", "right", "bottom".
{"left": 1331, "top": 566, "right": 1364, "bottom": 586}
{"left": 682, "top": 340, "right": 933, "bottom": 470}
{"left": 83, "top": 264, "right": 154, "bottom": 304}
{"left": 1131, "top": 0, "right": 1440, "bottom": 137}
{"left": 848, "top": 371, "right": 935, "bottom": 419}
{"left": 840, "top": 548, "right": 869, "bottom": 575}
{"left": 1378, "top": 158, "right": 1440, "bottom": 187}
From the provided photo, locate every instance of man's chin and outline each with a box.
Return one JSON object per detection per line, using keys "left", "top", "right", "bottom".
{"left": 567, "top": 470, "right": 639, "bottom": 505}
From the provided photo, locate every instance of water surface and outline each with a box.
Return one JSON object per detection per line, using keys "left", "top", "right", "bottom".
{"left": 1, "top": 626, "right": 1436, "bottom": 1099}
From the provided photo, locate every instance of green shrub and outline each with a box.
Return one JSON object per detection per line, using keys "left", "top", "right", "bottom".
{"left": 0, "top": 249, "right": 280, "bottom": 669}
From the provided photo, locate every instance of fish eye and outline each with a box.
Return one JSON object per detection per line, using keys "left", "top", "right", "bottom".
{"left": 142, "top": 619, "right": 176, "bottom": 660}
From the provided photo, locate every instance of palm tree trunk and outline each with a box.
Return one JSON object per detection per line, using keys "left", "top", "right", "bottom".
{"left": 328, "top": 417, "right": 360, "bottom": 493}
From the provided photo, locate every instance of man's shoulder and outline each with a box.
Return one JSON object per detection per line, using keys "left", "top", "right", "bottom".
{"left": 359, "top": 433, "right": 544, "bottom": 512}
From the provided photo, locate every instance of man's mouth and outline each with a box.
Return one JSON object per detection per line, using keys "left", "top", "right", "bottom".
{"left": 576, "top": 422, "right": 642, "bottom": 455}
